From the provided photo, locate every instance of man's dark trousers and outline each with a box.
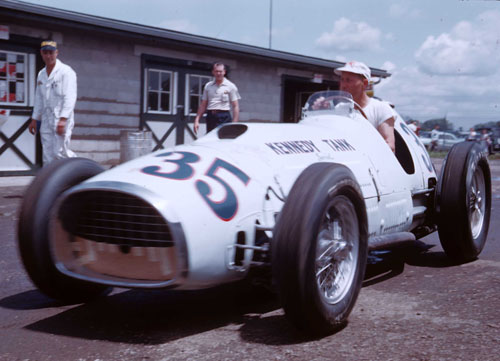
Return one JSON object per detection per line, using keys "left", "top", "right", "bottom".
{"left": 206, "top": 111, "right": 232, "bottom": 132}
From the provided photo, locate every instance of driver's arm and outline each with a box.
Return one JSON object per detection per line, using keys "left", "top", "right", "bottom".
{"left": 377, "top": 117, "right": 396, "bottom": 153}
{"left": 311, "top": 96, "right": 327, "bottom": 110}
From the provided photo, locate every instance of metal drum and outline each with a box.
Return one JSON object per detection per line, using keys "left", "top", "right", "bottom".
{"left": 119, "top": 130, "right": 153, "bottom": 163}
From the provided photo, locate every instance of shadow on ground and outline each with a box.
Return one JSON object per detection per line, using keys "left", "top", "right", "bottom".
{"left": 0, "top": 240, "right": 458, "bottom": 346}
{"left": 363, "top": 240, "right": 455, "bottom": 287}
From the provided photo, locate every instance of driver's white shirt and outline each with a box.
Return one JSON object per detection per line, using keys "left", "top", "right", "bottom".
{"left": 362, "top": 98, "right": 394, "bottom": 128}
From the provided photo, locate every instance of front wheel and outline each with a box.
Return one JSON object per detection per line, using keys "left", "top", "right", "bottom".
{"left": 437, "top": 141, "right": 491, "bottom": 263}
{"left": 272, "top": 163, "right": 368, "bottom": 335}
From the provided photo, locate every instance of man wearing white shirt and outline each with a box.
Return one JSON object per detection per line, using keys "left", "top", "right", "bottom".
{"left": 334, "top": 61, "right": 395, "bottom": 152}
{"left": 430, "top": 125, "right": 441, "bottom": 151}
{"left": 193, "top": 62, "right": 241, "bottom": 134}
{"left": 408, "top": 121, "right": 418, "bottom": 133}
{"left": 29, "top": 40, "right": 77, "bottom": 165}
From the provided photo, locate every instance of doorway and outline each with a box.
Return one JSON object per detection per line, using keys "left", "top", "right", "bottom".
{"left": 282, "top": 75, "right": 338, "bottom": 123}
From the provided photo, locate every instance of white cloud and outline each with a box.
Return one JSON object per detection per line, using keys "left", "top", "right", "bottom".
{"left": 378, "top": 10, "right": 500, "bottom": 128}
{"left": 376, "top": 64, "right": 500, "bottom": 129}
{"left": 315, "top": 17, "right": 382, "bottom": 52}
{"left": 381, "top": 61, "right": 396, "bottom": 73}
{"left": 157, "top": 19, "right": 198, "bottom": 34}
{"left": 415, "top": 10, "right": 500, "bottom": 76}
{"left": 334, "top": 55, "right": 347, "bottom": 63}
{"left": 389, "top": 3, "right": 421, "bottom": 19}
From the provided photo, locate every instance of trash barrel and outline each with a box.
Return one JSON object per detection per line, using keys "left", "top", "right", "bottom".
{"left": 120, "top": 130, "right": 153, "bottom": 163}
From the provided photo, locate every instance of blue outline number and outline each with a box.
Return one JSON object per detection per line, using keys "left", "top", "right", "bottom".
{"left": 195, "top": 159, "right": 250, "bottom": 221}
{"left": 141, "top": 152, "right": 251, "bottom": 221}
{"left": 142, "top": 151, "right": 200, "bottom": 180}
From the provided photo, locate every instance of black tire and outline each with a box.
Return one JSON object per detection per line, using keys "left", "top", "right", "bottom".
{"left": 18, "top": 158, "right": 111, "bottom": 302}
{"left": 272, "top": 163, "right": 368, "bottom": 335}
{"left": 437, "top": 141, "right": 491, "bottom": 263}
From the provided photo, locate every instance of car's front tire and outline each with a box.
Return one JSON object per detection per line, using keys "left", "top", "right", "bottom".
{"left": 18, "top": 158, "right": 111, "bottom": 302}
{"left": 437, "top": 141, "right": 491, "bottom": 263}
{"left": 272, "top": 163, "right": 368, "bottom": 335}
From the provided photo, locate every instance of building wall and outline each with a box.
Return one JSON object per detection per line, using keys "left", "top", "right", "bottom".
{"left": 2, "top": 20, "right": 332, "bottom": 168}
{"left": 65, "top": 33, "right": 141, "bottom": 139}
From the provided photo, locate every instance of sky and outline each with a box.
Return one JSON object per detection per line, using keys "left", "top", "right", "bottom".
{"left": 23, "top": 0, "right": 500, "bottom": 130}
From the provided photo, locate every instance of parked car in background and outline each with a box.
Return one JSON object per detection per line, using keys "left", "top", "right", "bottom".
{"left": 467, "top": 128, "right": 498, "bottom": 155}
{"left": 493, "top": 128, "right": 500, "bottom": 152}
{"left": 418, "top": 131, "right": 432, "bottom": 148}
{"left": 438, "top": 132, "right": 464, "bottom": 150}
{"left": 474, "top": 127, "right": 499, "bottom": 154}
{"left": 418, "top": 131, "right": 463, "bottom": 151}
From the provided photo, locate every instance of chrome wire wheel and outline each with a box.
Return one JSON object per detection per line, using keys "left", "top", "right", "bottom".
{"left": 273, "top": 163, "right": 367, "bottom": 334}
{"left": 438, "top": 141, "right": 491, "bottom": 263}
{"left": 315, "top": 196, "right": 359, "bottom": 305}
{"left": 469, "top": 166, "right": 486, "bottom": 240}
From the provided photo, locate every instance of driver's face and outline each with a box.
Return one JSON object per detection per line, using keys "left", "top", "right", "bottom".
{"left": 340, "top": 72, "right": 366, "bottom": 98}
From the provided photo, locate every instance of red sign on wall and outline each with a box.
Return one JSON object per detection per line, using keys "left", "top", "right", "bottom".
{"left": 0, "top": 25, "right": 9, "bottom": 40}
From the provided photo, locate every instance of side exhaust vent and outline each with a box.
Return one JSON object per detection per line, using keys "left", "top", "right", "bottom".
{"left": 234, "top": 231, "right": 246, "bottom": 266}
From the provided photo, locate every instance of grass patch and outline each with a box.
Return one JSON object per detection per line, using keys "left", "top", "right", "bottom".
{"left": 427, "top": 151, "right": 449, "bottom": 159}
{"left": 488, "top": 152, "right": 500, "bottom": 160}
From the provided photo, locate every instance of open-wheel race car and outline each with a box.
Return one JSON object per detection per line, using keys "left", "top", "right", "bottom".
{"left": 18, "top": 91, "right": 491, "bottom": 336}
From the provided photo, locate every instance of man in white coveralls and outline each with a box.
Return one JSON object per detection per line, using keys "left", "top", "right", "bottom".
{"left": 29, "top": 40, "right": 77, "bottom": 165}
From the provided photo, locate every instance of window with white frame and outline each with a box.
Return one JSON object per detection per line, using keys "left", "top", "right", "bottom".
{"left": 185, "top": 74, "right": 211, "bottom": 116}
{"left": 0, "top": 50, "right": 28, "bottom": 106}
{"left": 145, "top": 68, "right": 174, "bottom": 113}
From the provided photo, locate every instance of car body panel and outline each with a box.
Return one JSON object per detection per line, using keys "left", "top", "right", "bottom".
{"left": 49, "top": 91, "right": 438, "bottom": 290}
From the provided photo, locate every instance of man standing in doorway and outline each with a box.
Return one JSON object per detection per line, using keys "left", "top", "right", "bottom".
{"left": 334, "top": 61, "right": 395, "bottom": 152}
{"left": 29, "top": 40, "right": 77, "bottom": 165}
{"left": 194, "top": 62, "right": 241, "bottom": 134}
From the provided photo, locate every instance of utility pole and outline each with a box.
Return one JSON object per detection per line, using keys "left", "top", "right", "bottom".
{"left": 269, "top": 0, "right": 273, "bottom": 49}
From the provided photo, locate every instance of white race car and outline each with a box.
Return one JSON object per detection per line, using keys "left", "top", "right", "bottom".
{"left": 18, "top": 91, "right": 491, "bottom": 335}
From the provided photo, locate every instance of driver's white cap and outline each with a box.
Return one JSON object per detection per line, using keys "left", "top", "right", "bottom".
{"left": 334, "top": 61, "right": 371, "bottom": 80}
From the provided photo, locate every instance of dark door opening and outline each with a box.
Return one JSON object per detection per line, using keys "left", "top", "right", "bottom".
{"left": 282, "top": 75, "right": 338, "bottom": 123}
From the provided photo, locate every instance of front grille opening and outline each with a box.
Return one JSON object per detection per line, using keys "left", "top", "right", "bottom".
{"left": 59, "top": 191, "right": 173, "bottom": 248}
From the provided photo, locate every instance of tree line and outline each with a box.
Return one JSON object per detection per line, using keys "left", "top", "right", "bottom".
{"left": 404, "top": 116, "right": 500, "bottom": 133}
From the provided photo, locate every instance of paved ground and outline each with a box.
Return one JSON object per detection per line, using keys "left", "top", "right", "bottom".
{"left": 0, "top": 176, "right": 33, "bottom": 188}
{"left": 0, "top": 159, "right": 499, "bottom": 360}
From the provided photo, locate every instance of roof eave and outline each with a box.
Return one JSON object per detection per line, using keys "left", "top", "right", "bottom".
{"left": 0, "top": 0, "right": 390, "bottom": 78}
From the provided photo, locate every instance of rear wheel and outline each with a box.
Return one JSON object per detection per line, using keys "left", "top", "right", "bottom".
{"left": 18, "top": 158, "right": 111, "bottom": 302}
{"left": 437, "top": 141, "right": 491, "bottom": 263}
{"left": 272, "top": 163, "right": 368, "bottom": 335}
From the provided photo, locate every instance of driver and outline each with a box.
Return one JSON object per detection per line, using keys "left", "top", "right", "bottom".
{"left": 334, "top": 61, "right": 395, "bottom": 152}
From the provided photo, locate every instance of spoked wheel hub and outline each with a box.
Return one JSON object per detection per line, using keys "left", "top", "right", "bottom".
{"left": 469, "top": 166, "right": 486, "bottom": 239}
{"left": 315, "top": 196, "right": 359, "bottom": 305}
{"left": 437, "top": 141, "right": 491, "bottom": 263}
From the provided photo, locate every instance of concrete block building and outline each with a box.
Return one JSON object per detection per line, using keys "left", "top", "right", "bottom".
{"left": 0, "top": 0, "right": 389, "bottom": 176}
